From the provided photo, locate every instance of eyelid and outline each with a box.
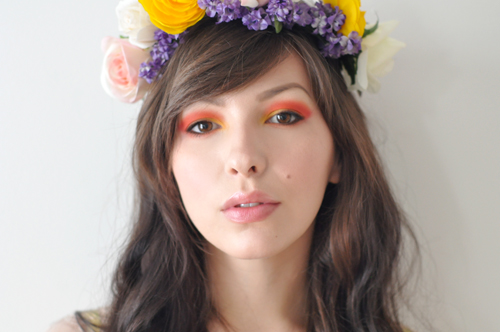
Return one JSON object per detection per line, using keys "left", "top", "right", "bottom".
{"left": 261, "top": 101, "right": 312, "bottom": 123}
{"left": 178, "top": 111, "right": 225, "bottom": 132}
{"left": 186, "top": 118, "right": 223, "bottom": 135}
{"left": 265, "top": 110, "right": 304, "bottom": 124}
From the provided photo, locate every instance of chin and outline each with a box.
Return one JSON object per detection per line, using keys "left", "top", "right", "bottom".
{"left": 211, "top": 238, "right": 284, "bottom": 259}
{"left": 205, "top": 222, "right": 315, "bottom": 260}
{"left": 217, "top": 236, "right": 291, "bottom": 260}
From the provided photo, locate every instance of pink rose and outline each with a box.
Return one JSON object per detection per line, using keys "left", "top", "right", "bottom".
{"left": 240, "top": 0, "right": 269, "bottom": 8}
{"left": 100, "top": 36, "right": 150, "bottom": 103}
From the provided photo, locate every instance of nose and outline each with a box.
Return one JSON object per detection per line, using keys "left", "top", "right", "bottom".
{"left": 224, "top": 126, "right": 267, "bottom": 178}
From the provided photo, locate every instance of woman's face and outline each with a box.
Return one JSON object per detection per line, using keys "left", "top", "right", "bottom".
{"left": 172, "top": 53, "right": 340, "bottom": 260}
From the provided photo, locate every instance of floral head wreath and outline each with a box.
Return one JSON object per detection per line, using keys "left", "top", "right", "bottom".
{"left": 101, "top": 0, "right": 405, "bottom": 103}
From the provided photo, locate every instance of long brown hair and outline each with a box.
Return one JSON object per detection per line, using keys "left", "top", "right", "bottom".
{"left": 102, "top": 17, "right": 416, "bottom": 332}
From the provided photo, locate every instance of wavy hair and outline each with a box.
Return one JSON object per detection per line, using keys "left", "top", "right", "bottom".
{"left": 101, "top": 17, "right": 417, "bottom": 332}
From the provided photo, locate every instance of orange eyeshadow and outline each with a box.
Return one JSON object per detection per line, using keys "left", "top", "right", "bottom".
{"left": 263, "top": 101, "right": 312, "bottom": 121}
{"left": 178, "top": 111, "right": 224, "bottom": 132}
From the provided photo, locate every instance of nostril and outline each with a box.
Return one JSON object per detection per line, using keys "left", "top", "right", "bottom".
{"left": 230, "top": 165, "right": 257, "bottom": 175}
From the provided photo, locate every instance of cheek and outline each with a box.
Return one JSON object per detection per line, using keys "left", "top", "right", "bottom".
{"left": 274, "top": 126, "right": 334, "bottom": 223}
{"left": 277, "top": 127, "right": 334, "bottom": 191}
{"left": 171, "top": 142, "right": 220, "bottom": 222}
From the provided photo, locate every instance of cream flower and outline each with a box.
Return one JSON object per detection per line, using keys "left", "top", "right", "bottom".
{"left": 344, "top": 21, "right": 405, "bottom": 93}
{"left": 116, "top": 0, "right": 156, "bottom": 48}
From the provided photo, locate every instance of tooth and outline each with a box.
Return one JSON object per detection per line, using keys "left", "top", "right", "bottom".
{"left": 238, "top": 203, "right": 261, "bottom": 208}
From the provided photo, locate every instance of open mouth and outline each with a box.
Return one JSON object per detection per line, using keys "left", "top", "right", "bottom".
{"left": 235, "top": 203, "right": 262, "bottom": 208}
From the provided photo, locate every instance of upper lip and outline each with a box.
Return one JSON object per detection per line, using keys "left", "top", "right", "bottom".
{"left": 221, "top": 190, "right": 280, "bottom": 211}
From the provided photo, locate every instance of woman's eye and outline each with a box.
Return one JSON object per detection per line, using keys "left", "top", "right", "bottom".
{"left": 187, "top": 120, "right": 221, "bottom": 134}
{"left": 266, "top": 111, "right": 303, "bottom": 125}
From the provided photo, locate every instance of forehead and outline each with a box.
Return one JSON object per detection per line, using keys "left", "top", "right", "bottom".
{"left": 241, "top": 52, "right": 312, "bottom": 95}
{"left": 186, "top": 52, "right": 314, "bottom": 109}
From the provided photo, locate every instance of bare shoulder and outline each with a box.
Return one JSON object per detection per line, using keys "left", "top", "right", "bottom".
{"left": 47, "top": 310, "right": 104, "bottom": 332}
{"left": 46, "top": 315, "right": 81, "bottom": 332}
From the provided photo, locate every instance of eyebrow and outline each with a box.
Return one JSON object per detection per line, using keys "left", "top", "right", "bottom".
{"left": 256, "top": 83, "right": 312, "bottom": 102}
{"left": 201, "top": 83, "right": 311, "bottom": 106}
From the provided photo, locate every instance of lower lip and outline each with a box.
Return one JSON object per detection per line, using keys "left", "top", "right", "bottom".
{"left": 223, "top": 203, "right": 280, "bottom": 223}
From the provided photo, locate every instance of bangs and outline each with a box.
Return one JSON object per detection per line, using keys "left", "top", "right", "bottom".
{"left": 156, "top": 17, "right": 322, "bottom": 116}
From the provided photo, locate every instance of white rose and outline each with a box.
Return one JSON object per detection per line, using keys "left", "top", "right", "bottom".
{"left": 344, "top": 21, "right": 406, "bottom": 93}
{"left": 116, "top": 0, "right": 157, "bottom": 49}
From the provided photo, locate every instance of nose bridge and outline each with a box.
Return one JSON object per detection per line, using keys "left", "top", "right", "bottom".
{"left": 225, "top": 116, "right": 266, "bottom": 177}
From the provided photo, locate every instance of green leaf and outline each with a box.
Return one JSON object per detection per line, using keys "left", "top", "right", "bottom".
{"left": 119, "top": 35, "right": 129, "bottom": 39}
{"left": 274, "top": 20, "right": 283, "bottom": 33}
{"left": 363, "top": 19, "right": 379, "bottom": 38}
{"left": 341, "top": 54, "right": 359, "bottom": 86}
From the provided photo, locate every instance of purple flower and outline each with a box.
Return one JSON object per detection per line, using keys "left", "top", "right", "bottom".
{"left": 311, "top": 10, "right": 328, "bottom": 35}
{"left": 320, "top": 1, "right": 334, "bottom": 15}
{"left": 293, "top": 2, "right": 313, "bottom": 26}
{"left": 216, "top": 0, "right": 246, "bottom": 22}
{"left": 321, "top": 30, "right": 363, "bottom": 59}
{"left": 199, "top": 0, "right": 246, "bottom": 23}
{"left": 341, "top": 31, "right": 362, "bottom": 55}
{"left": 242, "top": 8, "right": 272, "bottom": 31}
{"left": 310, "top": 2, "right": 332, "bottom": 35}
{"left": 311, "top": 3, "right": 346, "bottom": 36}
{"left": 139, "top": 62, "right": 160, "bottom": 84}
{"left": 310, "top": 1, "right": 333, "bottom": 18}
{"left": 266, "top": 0, "right": 294, "bottom": 24}
{"left": 198, "top": 0, "right": 218, "bottom": 17}
{"left": 139, "top": 30, "right": 184, "bottom": 83}
{"left": 327, "top": 6, "right": 345, "bottom": 32}
{"left": 321, "top": 32, "right": 343, "bottom": 58}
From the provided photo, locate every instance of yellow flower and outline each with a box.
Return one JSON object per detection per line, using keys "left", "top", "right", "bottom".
{"left": 323, "top": 0, "right": 366, "bottom": 36}
{"left": 138, "top": 0, "right": 205, "bottom": 35}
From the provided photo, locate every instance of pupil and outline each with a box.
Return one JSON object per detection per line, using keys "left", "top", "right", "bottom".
{"left": 277, "top": 113, "right": 290, "bottom": 123}
{"left": 200, "top": 122, "right": 212, "bottom": 131}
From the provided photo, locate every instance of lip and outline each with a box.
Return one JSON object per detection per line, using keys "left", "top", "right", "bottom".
{"left": 221, "top": 191, "right": 280, "bottom": 223}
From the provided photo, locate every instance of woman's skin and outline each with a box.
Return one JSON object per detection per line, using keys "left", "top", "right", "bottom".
{"left": 172, "top": 53, "right": 341, "bottom": 332}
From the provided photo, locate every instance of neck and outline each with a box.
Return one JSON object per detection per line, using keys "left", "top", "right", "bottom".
{"left": 205, "top": 224, "right": 313, "bottom": 332}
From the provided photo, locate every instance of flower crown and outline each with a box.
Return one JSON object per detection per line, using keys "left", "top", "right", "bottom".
{"left": 101, "top": 0, "right": 405, "bottom": 103}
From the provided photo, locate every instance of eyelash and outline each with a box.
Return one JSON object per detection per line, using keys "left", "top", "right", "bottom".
{"left": 266, "top": 111, "right": 304, "bottom": 125}
{"left": 187, "top": 121, "right": 222, "bottom": 135}
{"left": 186, "top": 110, "right": 304, "bottom": 135}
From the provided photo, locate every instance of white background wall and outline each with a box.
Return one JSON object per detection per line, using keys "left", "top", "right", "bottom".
{"left": 1, "top": 0, "right": 498, "bottom": 331}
